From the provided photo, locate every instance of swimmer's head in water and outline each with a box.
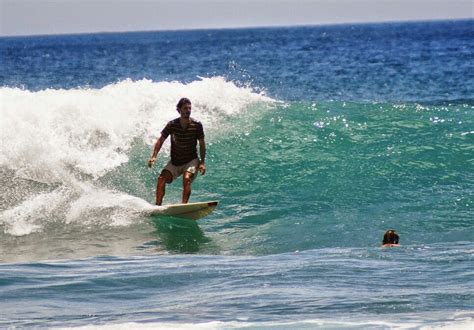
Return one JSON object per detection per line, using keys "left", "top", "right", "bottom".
{"left": 383, "top": 229, "right": 399, "bottom": 245}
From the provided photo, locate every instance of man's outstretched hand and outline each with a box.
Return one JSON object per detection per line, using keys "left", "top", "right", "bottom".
{"left": 148, "top": 157, "right": 156, "bottom": 168}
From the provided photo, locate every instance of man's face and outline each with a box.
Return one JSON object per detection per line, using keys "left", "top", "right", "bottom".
{"left": 179, "top": 103, "right": 192, "bottom": 118}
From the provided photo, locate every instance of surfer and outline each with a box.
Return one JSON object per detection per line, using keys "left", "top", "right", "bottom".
{"left": 148, "top": 98, "right": 206, "bottom": 205}
{"left": 382, "top": 229, "right": 400, "bottom": 247}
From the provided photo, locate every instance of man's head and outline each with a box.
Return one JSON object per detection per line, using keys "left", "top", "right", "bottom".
{"left": 177, "top": 98, "right": 192, "bottom": 119}
{"left": 382, "top": 229, "right": 399, "bottom": 245}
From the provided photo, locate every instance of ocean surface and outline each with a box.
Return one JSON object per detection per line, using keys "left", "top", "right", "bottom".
{"left": 1, "top": 20, "right": 473, "bottom": 329}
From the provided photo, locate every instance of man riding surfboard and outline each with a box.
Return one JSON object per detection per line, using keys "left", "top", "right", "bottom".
{"left": 148, "top": 98, "right": 206, "bottom": 205}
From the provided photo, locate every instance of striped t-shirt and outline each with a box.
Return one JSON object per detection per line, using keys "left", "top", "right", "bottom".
{"left": 161, "top": 117, "right": 205, "bottom": 166}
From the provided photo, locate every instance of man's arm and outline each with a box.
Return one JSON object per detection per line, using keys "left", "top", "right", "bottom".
{"left": 148, "top": 135, "right": 166, "bottom": 167}
{"left": 198, "top": 137, "right": 206, "bottom": 175}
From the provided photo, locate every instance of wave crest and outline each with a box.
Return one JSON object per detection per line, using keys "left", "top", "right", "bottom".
{"left": 0, "top": 77, "right": 273, "bottom": 182}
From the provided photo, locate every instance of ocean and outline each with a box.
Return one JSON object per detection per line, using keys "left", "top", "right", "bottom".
{"left": 1, "top": 20, "right": 473, "bottom": 329}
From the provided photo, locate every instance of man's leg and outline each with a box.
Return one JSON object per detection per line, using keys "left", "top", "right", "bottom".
{"left": 156, "top": 170, "right": 173, "bottom": 205}
{"left": 182, "top": 171, "right": 195, "bottom": 204}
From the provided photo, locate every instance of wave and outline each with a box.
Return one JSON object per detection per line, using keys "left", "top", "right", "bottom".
{"left": 1, "top": 87, "right": 472, "bottom": 257}
{"left": 0, "top": 77, "right": 274, "bottom": 236}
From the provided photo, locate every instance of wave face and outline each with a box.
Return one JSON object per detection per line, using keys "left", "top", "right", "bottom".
{"left": 1, "top": 85, "right": 471, "bottom": 252}
{"left": 0, "top": 20, "right": 473, "bottom": 329}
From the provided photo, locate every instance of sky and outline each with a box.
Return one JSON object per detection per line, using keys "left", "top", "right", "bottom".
{"left": 1, "top": 0, "right": 473, "bottom": 36}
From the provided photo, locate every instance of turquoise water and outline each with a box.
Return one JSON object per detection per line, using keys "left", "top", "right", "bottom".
{"left": 1, "top": 20, "right": 473, "bottom": 328}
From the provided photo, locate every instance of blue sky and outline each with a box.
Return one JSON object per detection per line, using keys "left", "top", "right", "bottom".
{"left": 1, "top": 0, "right": 473, "bottom": 36}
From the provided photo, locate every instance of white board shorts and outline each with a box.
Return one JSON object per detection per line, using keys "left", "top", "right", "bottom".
{"left": 162, "top": 158, "right": 200, "bottom": 182}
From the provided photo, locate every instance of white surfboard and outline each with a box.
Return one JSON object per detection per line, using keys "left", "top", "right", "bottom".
{"left": 147, "top": 201, "right": 218, "bottom": 220}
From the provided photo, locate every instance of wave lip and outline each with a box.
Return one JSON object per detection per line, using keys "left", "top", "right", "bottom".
{"left": 0, "top": 76, "right": 273, "bottom": 182}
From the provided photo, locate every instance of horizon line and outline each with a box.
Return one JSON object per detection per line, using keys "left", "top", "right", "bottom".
{"left": 1, "top": 17, "right": 472, "bottom": 39}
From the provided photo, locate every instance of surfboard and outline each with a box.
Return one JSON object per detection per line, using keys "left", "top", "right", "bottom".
{"left": 147, "top": 201, "right": 218, "bottom": 220}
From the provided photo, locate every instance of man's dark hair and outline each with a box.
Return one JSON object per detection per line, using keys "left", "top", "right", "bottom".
{"left": 383, "top": 230, "right": 399, "bottom": 245}
{"left": 176, "top": 97, "right": 191, "bottom": 109}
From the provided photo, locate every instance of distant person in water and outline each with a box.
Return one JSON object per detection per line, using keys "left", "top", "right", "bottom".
{"left": 148, "top": 98, "right": 206, "bottom": 205}
{"left": 382, "top": 229, "right": 400, "bottom": 247}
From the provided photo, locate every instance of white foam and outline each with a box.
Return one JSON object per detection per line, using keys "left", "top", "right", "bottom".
{"left": 66, "top": 185, "right": 152, "bottom": 226}
{"left": 58, "top": 318, "right": 474, "bottom": 330}
{"left": 0, "top": 180, "right": 153, "bottom": 236}
{"left": 0, "top": 187, "right": 70, "bottom": 236}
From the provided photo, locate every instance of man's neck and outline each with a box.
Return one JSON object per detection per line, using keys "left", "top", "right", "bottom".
{"left": 179, "top": 117, "right": 190, "bottom": 128}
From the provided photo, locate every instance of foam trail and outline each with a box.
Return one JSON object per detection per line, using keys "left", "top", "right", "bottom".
{"left": 0, "top": 188, "right": 70, "bottom": 236}
{"left": 66, "top": 186, "right": 153, "bottom": 226}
